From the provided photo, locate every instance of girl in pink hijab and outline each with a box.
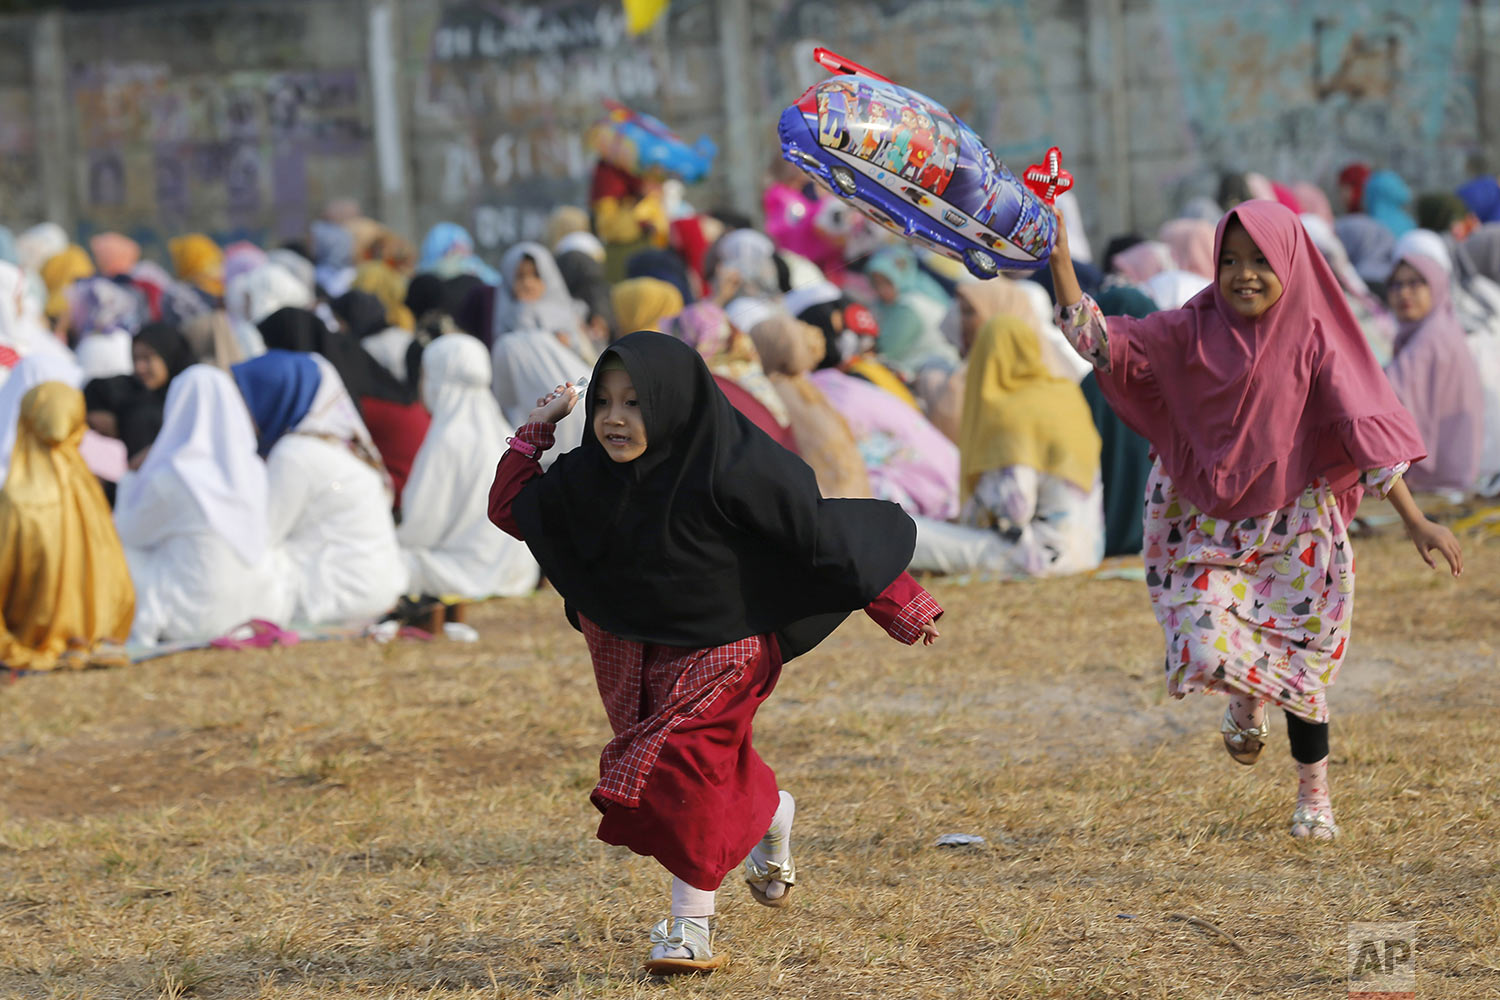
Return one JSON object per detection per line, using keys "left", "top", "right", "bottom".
{"left": 1383, "top": 252, "right": 1484, "bottom": 491}
{"left": 1048, "top": 198, "right": 1461, "bottom": 841}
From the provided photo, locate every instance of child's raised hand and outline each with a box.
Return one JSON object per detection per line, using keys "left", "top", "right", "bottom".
{"left": 527, "top": 382, "right": 581, "bottom": 426}
{"left": 1408, "top": 518, "right": 1463, "bottom": 577}
{"left": 918, "top": 619, "right": 940, "bottom": 646}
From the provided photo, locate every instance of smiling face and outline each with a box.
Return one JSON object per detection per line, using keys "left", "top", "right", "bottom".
{"left": 1385, "top": 261, "right": 1433, "bottom": 324}
{"left": 1217, "top": 219, "right": 1284, "bottom": 320}
{"left": 592, "top": 367, "right": 647, "bottom": 463}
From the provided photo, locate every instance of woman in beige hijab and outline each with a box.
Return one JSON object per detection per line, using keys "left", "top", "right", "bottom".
{"left": 748, "top": 313, "right": 871, "bottom": 498}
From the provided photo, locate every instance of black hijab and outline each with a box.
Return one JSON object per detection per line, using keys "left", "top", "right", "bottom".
{"left": 512, "top": 331, "right": 916, "bottom": 659}
{"left": 82, "top": 322, "right": 193, "bottom": 457}
{"left": 257, "top": 306, "right": 414, "bottom": 406}
{"left": 557, "top": 250, "right": 615, "bottom": 336}
{"left": 330, "top": 289, "right": 390, "bottom": 340}
{"left": 404, "top": 272, "right": 445, "bottom": 320}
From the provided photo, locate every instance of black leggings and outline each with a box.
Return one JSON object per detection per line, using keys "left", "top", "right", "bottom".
{"left": 1284, "top": 711, "right": 1329, "bottom": 764}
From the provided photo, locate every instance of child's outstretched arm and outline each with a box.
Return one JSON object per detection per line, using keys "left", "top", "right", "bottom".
{"left": 1047, "top": 204, "right": 1084, "bottom": 311}
{"left": 1385, "top": 478, "right": 1464, "bottom": 576}
{"left": 864, "top": 571, "right": 942, "bottom": 646}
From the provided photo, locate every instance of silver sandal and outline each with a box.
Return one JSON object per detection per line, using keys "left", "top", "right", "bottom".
{"left": 743, "top": 854, "right": 797, "bottom": 908}
{"left": 1220, "top": 704, "right": 1270, "bottom": 765}
{"left": 1289, "top": 805, "right": 1340, "bottom": 841}
{"left": 643, "top": 917, "right": 727, "bottom": 976}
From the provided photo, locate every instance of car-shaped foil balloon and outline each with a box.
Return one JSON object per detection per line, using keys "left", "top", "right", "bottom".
{"left": 778, "top": 50, "right": 1059, "bottom": 278}
{"left": 587, "top": 99, "right": 717, "bottom": 184}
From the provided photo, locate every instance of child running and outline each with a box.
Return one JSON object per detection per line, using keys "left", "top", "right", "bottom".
{"left": 487, "top": 331, "right": 942, "bottom": 974}
{"left": 1047, "top": 198, "right": 1462, "bottom": 840}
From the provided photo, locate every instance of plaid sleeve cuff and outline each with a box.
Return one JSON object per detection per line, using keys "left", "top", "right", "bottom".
{"left": 513, "top": 422, "right": 556, "bottom": 452}
{"left": 888, "top": 590, "right": 943, "bottom": 645}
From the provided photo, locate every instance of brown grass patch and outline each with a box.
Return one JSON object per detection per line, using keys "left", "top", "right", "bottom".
{"left": 1, "top": 528, "right": 1496, "bottom": 998}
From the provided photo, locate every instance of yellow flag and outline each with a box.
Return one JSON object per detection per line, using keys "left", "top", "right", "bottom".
{"left": 624, "top": 0, "right": 670, "bottom": 35}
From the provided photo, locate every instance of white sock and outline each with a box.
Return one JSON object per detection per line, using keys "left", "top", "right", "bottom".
{"left": 670, "top": 878, "right": 715, "bottom": 918}
{"left": 749, "top": 790, "right": 795, "bottom": 899}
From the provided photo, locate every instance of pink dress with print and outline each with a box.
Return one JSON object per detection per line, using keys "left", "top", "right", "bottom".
{"left": 1060, "top": 296, "right": 1408, "bottom": 723}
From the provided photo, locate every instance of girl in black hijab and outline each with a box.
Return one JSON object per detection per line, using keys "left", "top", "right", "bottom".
{"left": 487, "top": 331, "right": 943, "bottom": 977}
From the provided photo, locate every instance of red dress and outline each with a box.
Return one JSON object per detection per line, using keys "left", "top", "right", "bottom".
{"left": 359, "top": 396, "right": 430, "bottom": 513}
{"left": 489, "top": 422, "right": 941, "bottom": 890}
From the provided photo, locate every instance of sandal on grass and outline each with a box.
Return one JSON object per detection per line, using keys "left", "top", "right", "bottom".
{"left": 1289, "top": 804, "right": 1340, "bottom": 841}
{"left": 743, "top": 853, "right": 796, "bottom": 908}
{"left": 1220, "top": 704, "right": 1270, "bottom": 765}
{"left": 643, "top": 917, "right": 726, "bottom": 977}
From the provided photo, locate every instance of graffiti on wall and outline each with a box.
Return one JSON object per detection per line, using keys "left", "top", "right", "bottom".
{"left": 412, "top": 0, "right": 715, "bottom": 254}
{"left": 69, "top": 61, "right": 371, "bottom": 251}
{"left": 1156, "top": 0, "right": 1470, "bottom": 184}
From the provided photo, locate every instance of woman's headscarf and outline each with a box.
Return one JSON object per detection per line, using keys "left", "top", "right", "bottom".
{"left": 353, "top": 261, "right": 414, "bottom": 331}
{"left": 268, "top": 248, "right": 317, "bottom": 296}
{"left": 493, "top": 242, "right": 589, "bottom": 355}
{"left": 510, "top": 331, "right": 913, "bottom": 658}
{"left": 611, "top": 277, "right": 684, "bottom": 334}
{"left": 625, "top": 248, "right": 695, "bottom": 303}
{"left": 749, "top": 312, "right": 872, "bottom": 499}
{"left": 959, "top": 316, "right": 1100, "bottom": 500}
{"left": 168, "top": 234, "right": 225, "bottom": 299}
{"left": 1109, "top": 240, "right": 1175, "bottom": 283}
{"left": 41, "top": 245, "right": 96, "bottom": 320}
{"left": 661, "top": 301, "right": 790, "bottom": 425}
{"left": 555, "top": 230, "right": 607, "bottom": 263}
{"left": 230, "top": 350, "right": 323, "bottom": 456}
{"left": 556, "top": 249, "right": 615, "bottom": 338}
{"left": 1158, "top": 219, "right": 1216, "bottom": 279}
{"left": 490, "top": 329, "right": 590, "bottom": 460}
{"left": 310, "top": 220, "right": 356, "bottom": 297}
{"left": 1338, "top": 163, "right": 1373, "bottom": 213}
{"left": 1335, "top": 215, "right": 1399, "bottom": 285}
{"left": 1364, "top": 170, "right": 1416, "bottom": 238}
{"left": 16, "top": 223, "right": 68, "bottom": 276}
{"left": 222, "top": 240, "right": 269, "bottom": 291}
{"left": 225, "top": 261, "right": 314, "bottom": 328}
{"left": 1383, "top": 252, "right": 1484, "bottom": 492}
{"left": 331, "top": 289, "right": 391, "bottom": 340}
{"left": 257, "top": 306, "right": 413, "bottom": 406}
{"left": 117, "top": 365, "right": 269, "bottom": 565}
{"left": 0, "top": 352, "right": 83, "bottom": 488}
{"left": 89, "top": 233, "right": 141, "bottom": 278}
{"left": 865, "top": 245, "right": 952, "bottom": 310}
{"left": 1463, "top": 224, "right": 1500, "bottom": 285}
{"left": 68, "top": 276, "right": 142, "bottom": 339}
{"left": 0, "top": 382, "right": 134, "bottom": 670}
{"left": 546, "top": 205, "right": 591, "bottom": 251}
{"left": 1291, "top": 182, "right": 1335, "bottom": 225}
{"left": 180, "top": 311, "right": 244, "bottom": 369}
{"left": 1092, "top": 200, "right": 1424, "bottom": 520}
{"left": 708, "top": 229, "right": 779, "bottom": 299}
{"left": 1457, "top": 176, "right": 1500, "bottom": 225}
{"left": 418, "top": 222, "right": 498, "bottom": 283}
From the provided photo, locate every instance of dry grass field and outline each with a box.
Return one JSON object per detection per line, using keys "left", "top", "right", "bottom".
{"left": 2, "top": 524, "right": 1497, "bottom": 999}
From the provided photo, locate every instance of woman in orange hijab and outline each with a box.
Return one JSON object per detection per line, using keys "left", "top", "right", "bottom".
{"left": 0, "top": 382, "right": 134, "bottom": 670}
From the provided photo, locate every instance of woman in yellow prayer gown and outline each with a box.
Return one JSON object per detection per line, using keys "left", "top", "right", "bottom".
{"left": 0, "top": 382, "right": 134, "bottom": 670}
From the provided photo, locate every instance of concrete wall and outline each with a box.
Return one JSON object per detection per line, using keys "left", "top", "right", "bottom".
{"left": 1, "top": 0, "right": 1495, "bottom": 263}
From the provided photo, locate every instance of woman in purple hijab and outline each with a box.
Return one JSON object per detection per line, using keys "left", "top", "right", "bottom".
{"left": 1384, "top": 250, "right": 1484, "bottom": 492}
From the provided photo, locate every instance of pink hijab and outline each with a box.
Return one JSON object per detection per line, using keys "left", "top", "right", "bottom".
{"left": 1291, "top": 182, "right": 1335, "bottom": 225}
{"left": 1096, "top": 200, "right": 1424, "bottom": 520}
{"left": 1384, "top": 253, "right": 1483, "bottom": 492}
{"left": 1158, "top": 219, "right": 1216, "bottom": 279}
{"left": 1110, "top": 241, "right": 1175, "bottom": 283}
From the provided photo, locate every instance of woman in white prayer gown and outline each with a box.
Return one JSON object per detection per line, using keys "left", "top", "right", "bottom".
{"left": 491, "top": 327, "right": 589, "bottom": 467}
{"left": 232, "top": 349, "right": 408, "bottom": 625}
{"left": 399, "top": 333, "right": 539, "bottom": 599}
{"left": 114, "top": 366, "right": 290, "bottom": 644}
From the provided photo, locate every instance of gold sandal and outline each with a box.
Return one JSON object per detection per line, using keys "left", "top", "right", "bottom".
{"left": 643, "top": 917, "right": 727, "bottom": 976}
{"left": 1220, "top": 704, "right": 1270, "bottom": 765}
{"left": 743, "top": 854, "right": 796, "bottom": 908}
{"left": 1289, "top": 805, "right": 1340, "bottom": 841}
